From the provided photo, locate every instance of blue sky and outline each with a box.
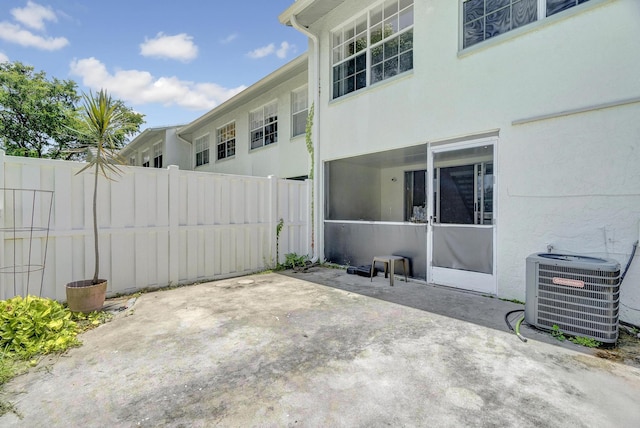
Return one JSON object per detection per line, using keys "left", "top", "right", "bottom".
{"left": 0, "top": 0, "right": 307, "bottom": 130}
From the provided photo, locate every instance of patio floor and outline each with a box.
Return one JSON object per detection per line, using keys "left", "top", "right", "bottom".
{"left": 2, "top": 267, "right": 639, "bottom": 427}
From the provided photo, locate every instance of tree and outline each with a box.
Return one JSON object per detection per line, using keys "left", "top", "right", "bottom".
{"left": 0, "top": 61, "right": 79, "bottom": 158}
{"left": 74, "top": 89, "right": 140, "bottom": 284}
{"left": 0, "top": 61, "right": 144, "bottom": 159}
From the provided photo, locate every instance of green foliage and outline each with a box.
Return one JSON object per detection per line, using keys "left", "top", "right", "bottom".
{"left": 569, "top": 336, "right": 602, "bottom": 348}
{"left": 550, "top": 325, "right": 602, "bottom": 347}
{"left": 305, "top": 104, "right": 315, "bottom": 253}
{"left": 283, "top": 253, "right": 309, "bottom": 269}
{"left": 0, "top": 61, "right": 79, "bottom": 159}
{"left": 0, "top": 62, "right": 144, "bottom": 160}
{"left": 276, "top": 218, "right": 284, "bottom": 267}
{"left": 499, "top": 298, "right": 525, "bottom": 305}
{"left": 551, "top": 324, "right": 566, "bottom": 341}
{"left": 305, "top": 103, "right": 314, "bottom": 180}
{"left": 0, "top": 296, "right": 81, "bottom": 360}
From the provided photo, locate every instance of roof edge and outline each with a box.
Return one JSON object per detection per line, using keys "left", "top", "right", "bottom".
{"left": 178, "top": 53, "right": 308, "bottom": 138}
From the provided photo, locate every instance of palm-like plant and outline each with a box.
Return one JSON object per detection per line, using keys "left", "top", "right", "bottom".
{"left": 74, "top": 89, "right": 137, "bottom": 284}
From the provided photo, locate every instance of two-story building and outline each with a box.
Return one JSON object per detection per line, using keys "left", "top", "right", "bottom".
{"left": 120, "top": 125, "right": 191, "bottom": 170}
{"left": 177, "top": 54, "right": 310, "bottom": 179}
{"left": 279, "top": 0, "right": 640, "bottom": 322}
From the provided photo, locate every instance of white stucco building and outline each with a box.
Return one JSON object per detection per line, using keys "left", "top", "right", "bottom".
{"left": 120, "top": 125, "right": 191, "bottom": 171}
{"left": 279, "top": 0, "right": 640, "bottom": 324}
{"left": 177, "top": 54, "right": 310, "bottom": 179}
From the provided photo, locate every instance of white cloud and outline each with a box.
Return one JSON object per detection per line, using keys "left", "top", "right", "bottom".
{"left": 247, "top": 43, "right": 275, "bottom": 59}
{"left": 247, "top": 41, "right": 295, "bottom": 60}
{"left": 0, "top": 52, "right": 8, "bottom": 63}
{"left": 11, "top": 1, "right": 56, "bottom": 31}
{"left": 276, "top": 41, "right": 292, "bottom": 59}
{"left": 0, "top": 22, "right": 68, "bottom": 50}
{"left": 220, "top": 33, "right": 238, "bottom": 44}
{"left": 140, "top": 32, "right": 198, "bottom": 62}
{"left": 69, "top": 57, "right": 246, "bottom": 110}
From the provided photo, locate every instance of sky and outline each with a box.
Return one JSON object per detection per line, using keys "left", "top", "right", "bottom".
{"left": 0, "top": 0, "right": 308, "bottom": 132}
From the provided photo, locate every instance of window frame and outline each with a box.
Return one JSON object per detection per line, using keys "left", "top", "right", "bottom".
{"left": 330, "top": 0, "right": 414, "bottom": 100}
{"left": 216, "top": 121, "right": 236, "bottom": 161}
{"left": 128, "top": 155, "right": 136, "bottom": 166}
{"left": 194, "top": 134, "right": 210, "bottom": 167}
{"left": 153, "top": 142, "right": 163, "bottom": 169}
{"left": 291, "top": 85, "right": 309, "bottom": 138}
{"left": 249, "top": 100, "right": 278, "bottom": 150}
{"left": 142, "top": 150, "right": 150, "bottom": 168}
{"left": 460, "top": 0, "right": 596, "bottom": 51}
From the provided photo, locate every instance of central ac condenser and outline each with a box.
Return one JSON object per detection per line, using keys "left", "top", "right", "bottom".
{"left": 525, "top": 253, "right": 621, "bottom": 344}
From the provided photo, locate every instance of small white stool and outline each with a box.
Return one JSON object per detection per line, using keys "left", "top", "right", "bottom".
{"left": 370, "top": 255, "right": 409, "bottom": 286}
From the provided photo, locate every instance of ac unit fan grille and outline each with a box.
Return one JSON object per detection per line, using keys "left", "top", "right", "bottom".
{"left": 525, "top": 255, "right": 621, "bottom": 344}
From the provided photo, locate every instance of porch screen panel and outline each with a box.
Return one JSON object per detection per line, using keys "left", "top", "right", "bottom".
{"left": 432, "top": 225, "right": 492, "bottom": 274}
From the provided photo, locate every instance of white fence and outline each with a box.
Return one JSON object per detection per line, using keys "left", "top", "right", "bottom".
{"left": 0, "top": 152, "right": 311, "bottom": 301}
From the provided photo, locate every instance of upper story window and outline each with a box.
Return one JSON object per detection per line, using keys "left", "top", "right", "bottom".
{"left": 195, "top": 134, "right": 210, "bottom": 167}
{"left": 153, "top": 143, "right": 163, "bottom": 168}
{"left": 332, "top": 0, "right": 414, "bottom": 100}
{"left": 291, "top": 86, "right": 308, "bottom": 137}
{"left": 129, "top": 155, "right": 136, "bottom": 166}
{"left": 142, "top": 150, "right": 150, "bottom": 168}
{"left": 217, "top": 122, "right": 236, "bottom": 160}
{"left": 463, "top": 0, "right": 591, "bottom": 49}
{"left": 250, "top": 101, "right": 278, "bottom": 150}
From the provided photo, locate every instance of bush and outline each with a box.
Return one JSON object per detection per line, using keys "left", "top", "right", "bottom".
{"left": 0, "top": 296, "right": 81, "bottom": 360}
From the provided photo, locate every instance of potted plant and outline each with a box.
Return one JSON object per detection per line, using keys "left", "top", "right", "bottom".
{"left": 65, "top": 89, "right": 138, "bottom": 312}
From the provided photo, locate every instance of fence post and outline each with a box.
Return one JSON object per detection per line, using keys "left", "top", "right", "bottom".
{"left": 168, "top": 165, "right": 180, "bottom": 284}
{"left": 268, "top": 175, "right": 278, "bottom": 266}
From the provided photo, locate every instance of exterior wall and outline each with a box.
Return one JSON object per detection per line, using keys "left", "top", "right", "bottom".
{"left": 304, "top": 0, "right": 640, "bottom": 323}
{"left": 165, "top": 128, "right": 192, "bottom": 170}
{"left": 122, "top": 127, "right": 191, "bottom": 170}
{"left": 0, "top": 152, "right": 311, "bottom": 301}
{"left": 189, "top": 71, "right": 310, "bottom": 179}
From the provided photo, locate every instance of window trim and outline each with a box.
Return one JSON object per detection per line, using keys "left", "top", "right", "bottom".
{"left": 459, "top": 0, "right": 608, "bottom": 53}
{"left": 249, "top": 100, "right": 278, "bottom": 150}
{"left": 291, "top": 85, "right": 309, "bottom": 138}
{"left": 194, "top": 133, "right": 210, "bottom": 167}
{"left": 216, "top": 121, "right": 236, "bottom": 161}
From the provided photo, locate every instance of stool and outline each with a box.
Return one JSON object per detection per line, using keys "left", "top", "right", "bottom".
{"left": 370, "top": 255, "right": 409, "bottom": 286}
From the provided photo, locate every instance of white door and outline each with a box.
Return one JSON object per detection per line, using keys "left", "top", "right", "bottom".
{"left": 427, "top": 139, "right": 497, "bottom": 294}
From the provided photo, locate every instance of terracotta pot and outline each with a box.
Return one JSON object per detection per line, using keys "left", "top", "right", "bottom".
{"left": 66, "top": 279, "right": 107, "bottom": 313}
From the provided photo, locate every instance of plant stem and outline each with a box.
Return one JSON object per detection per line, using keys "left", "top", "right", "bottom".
{"left": 92, "top": 157, "right": 99, "bottom": 284}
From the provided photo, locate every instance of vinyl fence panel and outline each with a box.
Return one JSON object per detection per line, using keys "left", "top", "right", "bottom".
{"left": 0, "top": 152, "right": 311, "bottom": 301}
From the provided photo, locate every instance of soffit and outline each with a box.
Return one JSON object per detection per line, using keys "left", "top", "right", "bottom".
{"left": 280, "top": 0, "right": 348, "bottom": 27}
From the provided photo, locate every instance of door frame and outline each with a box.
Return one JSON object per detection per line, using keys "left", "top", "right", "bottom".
{"left": 426, "top": 137, "right": 498, "bottom": 294}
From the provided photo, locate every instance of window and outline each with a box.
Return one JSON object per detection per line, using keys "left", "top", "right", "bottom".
{"left": 250, "top": 101, "right": 278, "bottom": 150}
{"left": 217, "top": 122, "right": 236, "bottom": 160}
{"left": 405, "top": 170, "right": 427, "bottom": 222}
{"left": 291, "top": 86, "right": 308, "bottom": 137}
{"left": 195, "top": 134, "right": 210, "bottom": 167}
{"left": 462, "top": 0, "right": 591, "bottom": 49}
{"left": 129, "top": 156, "right": 136, "bottom": 166}
{"left": 142, "top": 150, "right": 150, "bottom": 168}
{"left": 153, "top": 143, "right": 163, "bottom": 168}
{"left": 332, "top": 0, "right": 414, "bottom": 99}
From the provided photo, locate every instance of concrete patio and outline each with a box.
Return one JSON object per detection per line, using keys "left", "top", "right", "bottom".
{"left": 2, "top": 267, "right": 639, "bottom": 427}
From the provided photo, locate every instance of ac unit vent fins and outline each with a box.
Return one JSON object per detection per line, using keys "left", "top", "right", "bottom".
{"left": 525, "top": 253, "right": 620, "bottom": 343}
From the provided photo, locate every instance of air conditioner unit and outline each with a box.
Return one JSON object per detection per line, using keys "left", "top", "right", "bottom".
{"left": 525, "top": 253, "right": 620, "bottom": 344}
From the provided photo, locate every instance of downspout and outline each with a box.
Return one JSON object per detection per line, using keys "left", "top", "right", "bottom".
{"left": 290, "top": 14, "right": 321, "bottom": 263}
{"left": 175, "top": 132, "right": 195, "bottom": 170}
